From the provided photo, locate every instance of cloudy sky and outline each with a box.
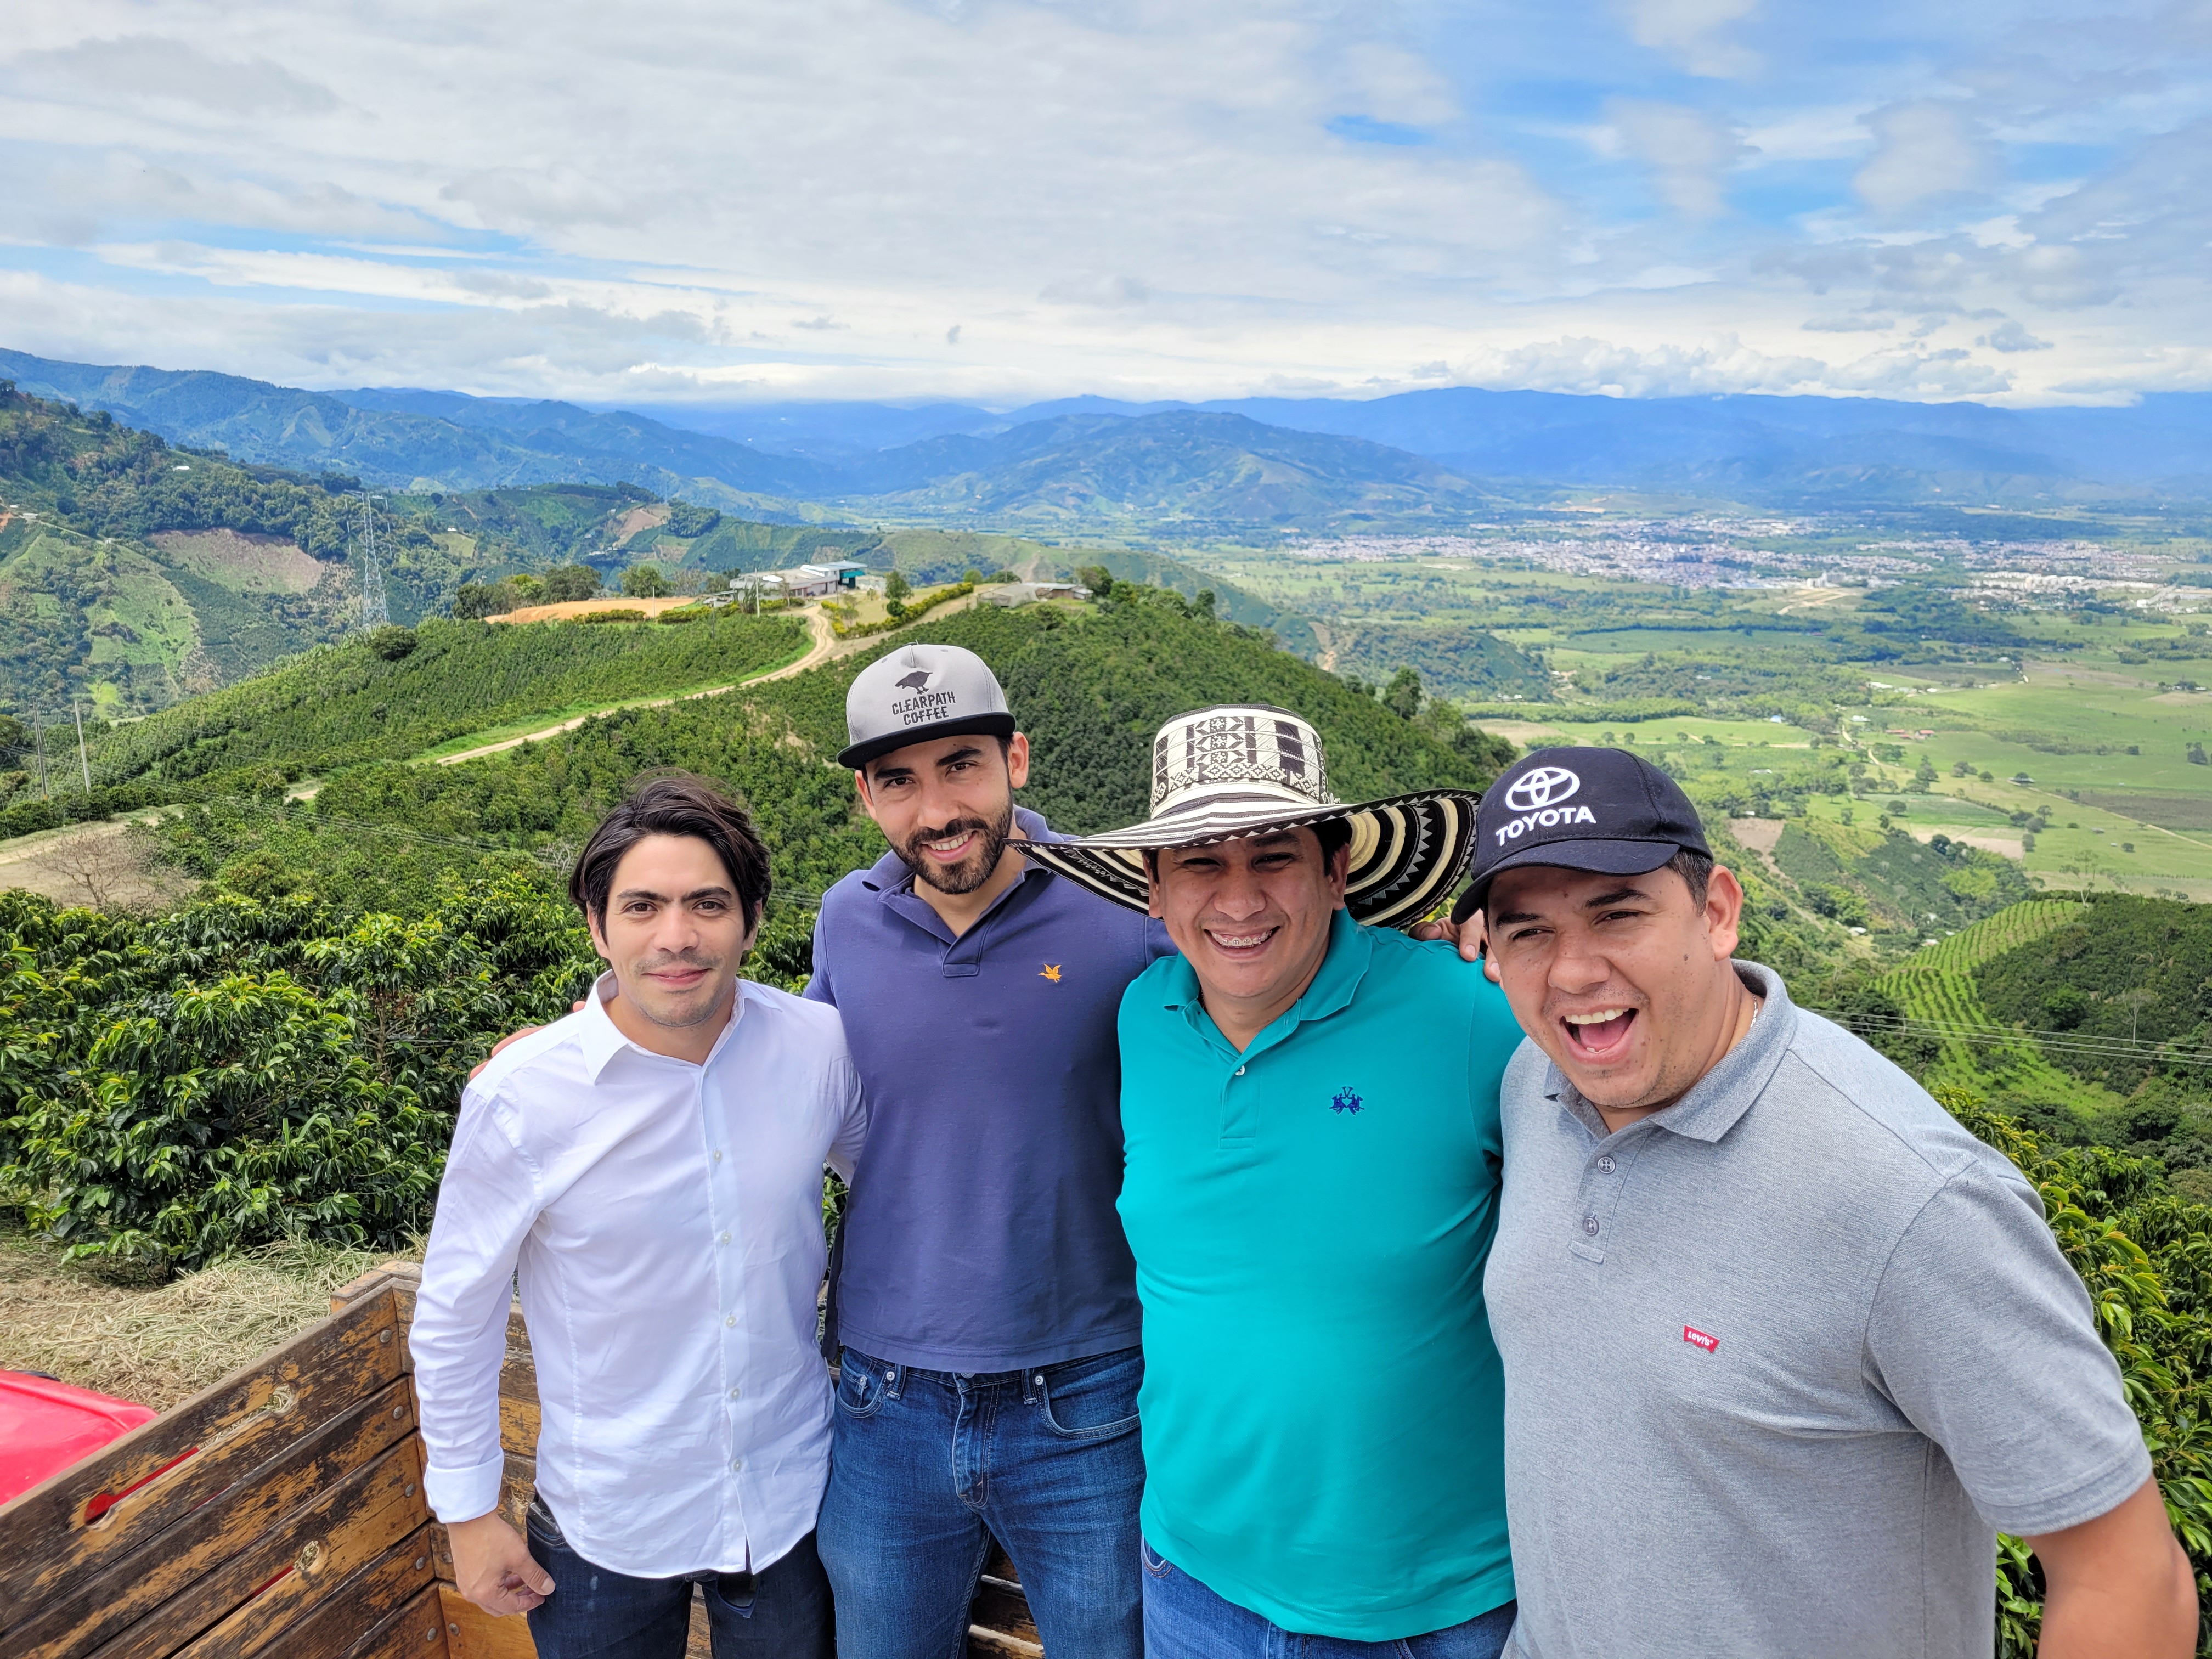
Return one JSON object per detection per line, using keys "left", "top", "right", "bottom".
{"left": 2, "top": 0, "right": 2208, "bottom": 408}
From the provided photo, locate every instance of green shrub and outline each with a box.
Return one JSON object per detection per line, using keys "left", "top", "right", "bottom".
{"left": 1938, "top": 1086, "right": 2212, "bottom": 1655}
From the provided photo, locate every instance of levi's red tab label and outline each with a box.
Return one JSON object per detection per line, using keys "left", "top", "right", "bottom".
{"left": 1683, "top": 1325, "right": 1720, "bottom": 1352}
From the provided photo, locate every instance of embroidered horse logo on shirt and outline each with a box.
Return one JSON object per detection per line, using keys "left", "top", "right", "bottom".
{"left": 1040, "top": 964, "right": 1063, "bottom": 982}
{"left": 1330, "top": 1088, "right": 1363, "bottom": 1114}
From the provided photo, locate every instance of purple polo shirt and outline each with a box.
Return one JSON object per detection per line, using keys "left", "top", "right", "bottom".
{"left": 804, "top": 808, "right": 1170, "bottom": 1373}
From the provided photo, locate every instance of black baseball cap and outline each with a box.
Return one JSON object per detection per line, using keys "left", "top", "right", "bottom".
{"left": 1450, "top": 747, "right": 1712, "bottom": 924}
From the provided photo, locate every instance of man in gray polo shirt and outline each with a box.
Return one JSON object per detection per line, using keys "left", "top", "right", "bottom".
{"left": 1436, "top": 748, "right": 2194, "bottom": 1658}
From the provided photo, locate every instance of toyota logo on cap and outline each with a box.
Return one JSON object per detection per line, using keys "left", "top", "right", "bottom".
{"left": 1503, "top": 765, "right": 1580, "bottom": 812}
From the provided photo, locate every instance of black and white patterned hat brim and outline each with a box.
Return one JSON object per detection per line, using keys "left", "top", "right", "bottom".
{"left": 1020, "top": 790, "right": 1480, "bottom": 932}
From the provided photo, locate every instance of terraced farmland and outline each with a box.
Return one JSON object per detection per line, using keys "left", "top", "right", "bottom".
{"left": 1879, "top": 899, "right": 2113, "bottom": 1116}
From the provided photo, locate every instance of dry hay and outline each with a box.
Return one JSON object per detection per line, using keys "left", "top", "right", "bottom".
{"left": 0, "top": 1231, "right": 421, "bottom": 1411}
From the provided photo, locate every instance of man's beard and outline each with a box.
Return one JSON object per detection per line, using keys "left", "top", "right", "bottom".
{"left": 895, "top": 802, "right": 1015, "bottom": 896}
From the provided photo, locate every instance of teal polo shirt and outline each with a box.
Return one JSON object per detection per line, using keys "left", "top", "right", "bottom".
{"left": 1118, "top": 907, "right": 1520, "bottom": 1640}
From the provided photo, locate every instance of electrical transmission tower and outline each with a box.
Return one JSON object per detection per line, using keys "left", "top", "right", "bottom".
{"left": 349, "top": 490, "right": 390, "bottom": 630}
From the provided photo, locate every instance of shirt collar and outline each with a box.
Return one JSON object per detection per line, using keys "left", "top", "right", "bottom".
{"left": 1160, "top": 905, "right": 1372, "bottom": 1054}
{"left": 1548, "top": 960, "right": 1795, "bottom": 1144}
{"left": 575, "top": 969, "right": 748, "bottom": 1082}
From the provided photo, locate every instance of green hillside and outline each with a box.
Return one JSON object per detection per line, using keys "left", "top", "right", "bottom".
{"left": 129, "top": 586, "right": 1505, "bottom": 914}
{"left": 91, "top": 612, "right": 808, "bottom": 794}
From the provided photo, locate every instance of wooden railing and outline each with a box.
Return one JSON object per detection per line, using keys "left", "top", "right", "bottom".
{"left": 0, "top": 1261, "right": 1040, "bottom": 1659}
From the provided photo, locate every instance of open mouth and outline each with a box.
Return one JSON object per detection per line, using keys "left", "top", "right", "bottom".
{"left": 1561, "top": 1007, "right": 1638, "bottom": 1062}
{"left": 1203, "top": 924, "right": 1279, "bottom": 960}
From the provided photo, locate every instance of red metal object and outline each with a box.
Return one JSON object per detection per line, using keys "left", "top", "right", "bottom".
{"left": 0, "top": 1370, "right": 159, "bottom": 1504}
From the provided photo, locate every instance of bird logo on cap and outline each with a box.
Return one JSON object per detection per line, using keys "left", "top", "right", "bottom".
{"left": 894, "top": 668, "right": 939, "bottom": 693}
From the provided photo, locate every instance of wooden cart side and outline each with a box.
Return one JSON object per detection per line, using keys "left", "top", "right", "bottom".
{"left": 0, "top": 1283, "right": 450, "bottom": 1659}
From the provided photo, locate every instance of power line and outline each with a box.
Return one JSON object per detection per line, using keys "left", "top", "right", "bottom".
{"left": 1815, "top": 1006, "right": 2212, "bottom": 1069}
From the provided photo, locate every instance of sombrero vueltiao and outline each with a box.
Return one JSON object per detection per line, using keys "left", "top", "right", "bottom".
{"left": 1018, "top": 704, "right": 1480, "bottom": 930}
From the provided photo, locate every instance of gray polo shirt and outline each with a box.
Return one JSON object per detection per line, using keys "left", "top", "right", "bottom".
{"left": 1486, "top": 962, "right": 2151, "bottom": 1659}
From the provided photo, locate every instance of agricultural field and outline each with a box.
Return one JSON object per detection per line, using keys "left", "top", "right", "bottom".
{"left": 1184, "top": 529, "right": 2212, "bottom": 897}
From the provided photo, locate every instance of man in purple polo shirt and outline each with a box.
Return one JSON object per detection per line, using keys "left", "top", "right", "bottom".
{"left": 807, "top": 642, "right": 1169, "bottom": 1659}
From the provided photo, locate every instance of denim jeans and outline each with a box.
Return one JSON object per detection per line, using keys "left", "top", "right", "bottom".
{"left": 1141, "top": 1536, "right": 1516, "bottom": 1659}
{"left": 524, "top": 1498, "right": 834, "bottom": 1659}
{"left": 817, "top": 1343, "right": 1144, "bottom": 1659}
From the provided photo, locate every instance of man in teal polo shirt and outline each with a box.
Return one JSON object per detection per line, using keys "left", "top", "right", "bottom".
{"left": 1024, "top": 704, "right": 1519, "bottom": 1658}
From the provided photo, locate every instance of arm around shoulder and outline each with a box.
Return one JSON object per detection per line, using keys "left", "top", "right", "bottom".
{"left": 2027, "top": 1476, "right": 2196, "bottom": 1659}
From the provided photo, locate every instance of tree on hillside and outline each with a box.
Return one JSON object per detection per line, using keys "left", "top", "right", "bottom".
{"left": 622, "top": 563, "right": 670, "bottom": 598}
{"left": 542, "top": 564, "right": 602, "bottom": 602}
{"left": 1383, "top": 667, "right": 1423, "bottom": 722}
{"left": 883, "top": 570, "right": 912, "bottom": 603}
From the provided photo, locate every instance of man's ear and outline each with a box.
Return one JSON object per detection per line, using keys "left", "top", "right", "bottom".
{"left": 1005, "top": 732, "right": 1031, "bottom": 791}
{"left": 1705, "top": 865, "right": 1745, "bottom": 962}
{"left": 1327, "top": 840, "right": 1352, "bottom": 909}
{"left": 585, "top": 909, "right": 614, "bottom": 965}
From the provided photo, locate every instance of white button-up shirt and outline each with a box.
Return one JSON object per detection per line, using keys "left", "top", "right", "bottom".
{"left": 411, "top": 972, "right": 865, "bottom": 1578}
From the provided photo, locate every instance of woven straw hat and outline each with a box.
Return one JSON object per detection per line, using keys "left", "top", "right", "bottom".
{"left": 1018, "top": 704, "right": 1479, "bottom": 930}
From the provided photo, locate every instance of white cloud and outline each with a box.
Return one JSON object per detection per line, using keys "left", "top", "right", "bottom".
{"left": 1853, "top": 101, "right": 2001, "bottom": 216}
{"left": 1613, "top": 0, "right": 1762, "bottom": 78}
{"left": 1602, "top": 99, "right": 1745, "bottom": 218}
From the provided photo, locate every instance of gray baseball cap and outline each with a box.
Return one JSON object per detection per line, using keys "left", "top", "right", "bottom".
{"left": 838, "top": 643, "right": 1017, "bottom": 770}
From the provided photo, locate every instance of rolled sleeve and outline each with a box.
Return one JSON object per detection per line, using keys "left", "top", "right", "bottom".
{"left": 410, "top": 1081, "right": 541, "bottom": 1524}
{"left": 1865, "top": 1159, "right": 2153, "bottom": 1537}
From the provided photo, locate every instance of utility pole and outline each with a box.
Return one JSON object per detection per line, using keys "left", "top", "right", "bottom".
{"left": 32, "top": 709, "right": 47, "bottom": 799}
{"left": 72, "top": 698, "right": 90, "bottom": 792}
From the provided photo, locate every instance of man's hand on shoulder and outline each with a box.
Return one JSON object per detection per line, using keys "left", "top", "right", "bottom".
{"left": 467, "top": 1000, "right": 590, "bottom": 1082}
{"left": 1408, "top": 915, "right": 1486, "bottom": 964}
{"left": 448, "top": 1510, "right": 555, "bottom": 1616}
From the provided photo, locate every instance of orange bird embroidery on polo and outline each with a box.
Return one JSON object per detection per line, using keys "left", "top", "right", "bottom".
{"left": 1040, "top": 964, "right": 1063, "bottom": 982}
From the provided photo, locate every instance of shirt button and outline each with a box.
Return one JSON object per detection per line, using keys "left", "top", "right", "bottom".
{"left": 730, "top": 1458, "right": 743, "bottom": 1472}
{"left": 724, "top": 1314, "right": 737, "bottom": 1327}
{"left": 719, "top": 1231, "right": 732, "bottom": 1244}
{"left": 729, "top": 1386, "right": 742, "bottom": 1400}
{"left": 712, "top": 1150, "right": 723, "bottom": 1163}
{"left": 1582, "top": 1216, "right": 1600, "bottom": 1236}
{"left": 1596, "top": 1155, "right": 1616, "bottom": 1174}
{"left": 1234, "top": 1066, "right": 1246, "bottom": 1076}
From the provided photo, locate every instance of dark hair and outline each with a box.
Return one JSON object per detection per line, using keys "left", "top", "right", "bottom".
{"left": 1668, "top": 847, "right": 1714, "bottom": 908}
{"left": 1143, "top": 816, "right": 1356, "bottom": 879}
{"left": 571, "top": 772, "right": 772, "bottom": 929}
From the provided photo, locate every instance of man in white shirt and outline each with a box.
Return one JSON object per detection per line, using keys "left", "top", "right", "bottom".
{"left": 410, "top": 772, "right": 866, "bottom": 1658}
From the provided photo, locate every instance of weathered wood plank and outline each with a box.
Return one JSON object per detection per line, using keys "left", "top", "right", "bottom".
{"left": 186, "top": 1519, "right": 439, "bottom": 1659}
{"left": 346, "top": 1584, "right": 451, "bottom": 1659}
{"left": 89, "top": 1438, "right": 425, "bottom": 1659}
{"left": 686, "top": 1588, "right": 710, "bottom": 1658}
{"left": 335, "top": 1265, "right": 540, "bottom": 1457}
{"left": 0, "top": 1289, "right": 406, "bottom": 1624}
{"left": 436, "top": 1587, "right": 536, "bottom": 1659}
{"left": 972, "top": 1576, "right": 1041, "bottom": 1648}
{"left": 968, "top": 1627, "right": 1045, "bottom": 1659}
{"left": 4, "top": 1376, "right": 419, "bottom": 1659}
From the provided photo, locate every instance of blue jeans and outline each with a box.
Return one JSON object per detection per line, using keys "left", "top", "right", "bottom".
{"left": 1141, "top": 1536, "right": 1516, "bottom": 1659}
{"left": 524, "top": 1499, "right": 834, "bottom": 1659}
{"left": 817, "top": 1344, "right": 1144, "bottom": 1659}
